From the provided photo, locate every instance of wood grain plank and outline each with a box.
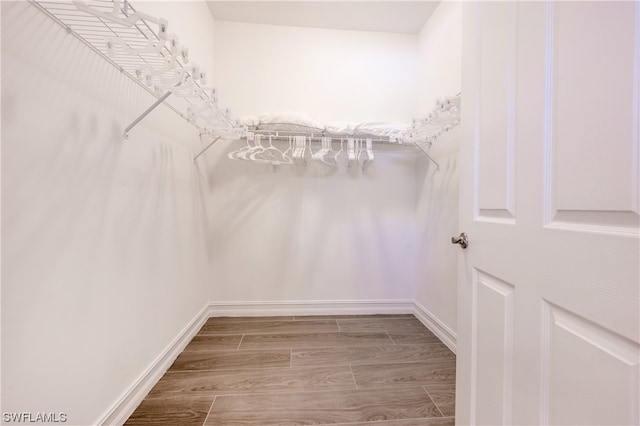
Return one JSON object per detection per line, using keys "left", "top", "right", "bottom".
{"left": 198, "top": 319, "right": 338, "bottom": 335}
{"left": 169, "top": 349, "right": 291, "bottom": 372}
{"left": 124, "top": 397, "right": 212, "bottom": 426}
{"left": 337, "top": 317, "right": 427, "bottom": 332}
{"left": 352, "top": 360, "right": 457, "bottom": 388}
{"left": 332, "top": 417, "right": 455, "bottom": 425}
{"left": 182, "top": 335, "right": 243, "bottom": 352}
{"left": 294, "top": 314, "right": 415, "bottom": 321}
{"left": 424, "top": 384, "right": 456, "bottom": 417}
{"left": 126, "top": 315, "right": 457, "bottom": 425}
{"left": 205, "top": 316, "right": 294, "bottom": 324}
{"left": 147, "top": 366, "right": 355, "bottom": 398}
{"left": 292, "top": 343, "right": 455, "bottom": 367}
{"left": 205, "top": 387, "right": 442, "bottom": 425}
{"left": 388, "top": 330, "right": 443, "bottom": 345}
{"left": 239, "top": 331, "right": 394, "bottom": 349}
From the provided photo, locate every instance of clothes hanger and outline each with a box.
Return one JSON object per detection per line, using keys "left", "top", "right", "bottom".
{"left": 334, "top": 138, "right": 345, "bottom": 165}
{"left": 347, "top": 138, "right": 357, "bottom": 168}
{"left": 250, "top": 135, "right": 290, "bottom": 164}
{"left": 270, "top": 135, "right": 292, "bottom": 164}
{"left": 227, "top": 133, "right": 257, "bottom": 160}
{"left": 280, "top": 136, "right": 293, "bottom": 163}
{"left": 362, "top": 138, "right": 374, "bottom": 171}
{"left": 312, "top": 137, "right": 326, "bottom": 162}
{"left": 249, "top": 135, "right": 270, "bottom": 161}
{"left": 293, "top": 136, "right": 307, "bottom": 166}
{"left": 318, "top": 137, "right": 336, "bottom": 166}
{"left": 238, "top": 134, "right": 265, "bottom": 160}
{"left": 298, "top": 136, "right": 307, "bottom": 165}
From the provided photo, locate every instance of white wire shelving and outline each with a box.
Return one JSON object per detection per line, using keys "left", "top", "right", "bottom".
{"left": 30, "top": 0, "right": 240, "bottom": 143}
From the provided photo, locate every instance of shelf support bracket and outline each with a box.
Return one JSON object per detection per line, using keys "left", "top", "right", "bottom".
{"left": 194, "top": 136, "right": 221, "bottom": 163}
{"left": 415, "top": 142, "right": 440, "bottom": 171}
{"left": 124, "top": 91, "right": 172, "bottom": 138}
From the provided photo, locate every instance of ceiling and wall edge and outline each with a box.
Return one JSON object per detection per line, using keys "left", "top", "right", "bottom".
{"left": 206, "top": 1, "right": 441, "bottom": 34}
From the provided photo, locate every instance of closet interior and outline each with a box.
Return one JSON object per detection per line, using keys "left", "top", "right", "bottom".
{"left": 2, "top": 0, "right": 462, "bottom": 424}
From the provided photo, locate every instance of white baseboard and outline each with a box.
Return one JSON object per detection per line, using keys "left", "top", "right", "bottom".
{"left": 96, "top": 303, "right": 212, "bottom": 426}
{"left": 208, "top": 299, "right": 415, "bottom": 317}
{"left": 413, "top": 301, "right": 457, "bottom": 354}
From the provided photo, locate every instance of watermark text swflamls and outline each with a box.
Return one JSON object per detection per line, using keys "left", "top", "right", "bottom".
{"left": 2, "top": 412, "right": 68, "bottom": 423}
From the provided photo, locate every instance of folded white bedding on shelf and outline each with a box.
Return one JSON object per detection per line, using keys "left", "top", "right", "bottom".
{"left": 238, "top": 111, "right": 411, "bottom": 142}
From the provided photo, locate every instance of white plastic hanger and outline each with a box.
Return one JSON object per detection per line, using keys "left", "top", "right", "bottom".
{"left": 347, "top": 138, "right": 357, "bottom": 168}
{"left": 281, "top": 136, "right": 294, "bottom": 163}
{"left": 312, "top": 137, "right": 326, "bottom": 161}
{"left": 334, "top": 138, "right": 345, "bottom": 165}
{"left": 250, "top": 135, "right": 288, "bottom": 164}
{"left": 293, "top": 136, "right": 307, "bottom": 165}
{"left": 361, "top": 138, "right": 374, "bottom": 171}
{"left": 228, "top": 132, "right": 257, "bottom": 160}
{"left": 319, "top": 137, "right": 336, "bottom": 167}
{"left": 319, "top": 137, "right": 330, "bottom": 165}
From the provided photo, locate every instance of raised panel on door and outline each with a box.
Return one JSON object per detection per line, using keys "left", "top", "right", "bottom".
{"left": 545, "top": 1, "right": 640, "bottom": 233}
{"left": 475, "top": 1, "right": 518, "bottom": 223}
{"left": 472, "top": 270, "right": 514, "bottom": 425}
{"left": 542, "top": 303, "right": 640, "bottom": 425}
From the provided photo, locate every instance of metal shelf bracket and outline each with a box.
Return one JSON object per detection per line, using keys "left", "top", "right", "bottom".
{"left": 124, "top": 91, "right": 172, "bottom": 138}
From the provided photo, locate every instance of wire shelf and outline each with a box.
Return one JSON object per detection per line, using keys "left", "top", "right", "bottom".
{"left": 31, "top": 0, "right": 237, "bottom": 137}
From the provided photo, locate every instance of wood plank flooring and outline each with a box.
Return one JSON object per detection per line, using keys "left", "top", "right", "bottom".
{"left": 125, "top": 315, "right": 456, "bottom": 425}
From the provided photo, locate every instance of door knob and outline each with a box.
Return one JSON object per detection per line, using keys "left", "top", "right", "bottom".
{"left": 451, "top": 232, "right": 468, "bottom": 249}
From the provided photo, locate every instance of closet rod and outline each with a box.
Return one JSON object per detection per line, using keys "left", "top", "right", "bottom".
{"left": 246, "top": 130, "right": 399, "bottom": 145}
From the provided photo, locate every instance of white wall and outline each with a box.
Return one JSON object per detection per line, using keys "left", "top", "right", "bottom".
{"left": 202, "top": 141, "right": 418, "bottom": 307}
{"left": 140, "top": 1, "right": 216, "bottom": 78}
{"left": 416, "top": 1, "right": 462, "bottom": 117}
{"left": 414, "top": 1, "right": 462, "bottom": 339}
{"left": 213, "top": 21, "right": 418, "bottom": 123}
{"left": 203, "top": 20, "right": 419, "bottom": 308}
{"left": 1, "top": 2, "right": 215, "bottom": 424}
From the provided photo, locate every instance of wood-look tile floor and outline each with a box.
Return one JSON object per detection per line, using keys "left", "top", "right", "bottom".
{"left": 125, "top": 315, "right": 456, "bottom": 425}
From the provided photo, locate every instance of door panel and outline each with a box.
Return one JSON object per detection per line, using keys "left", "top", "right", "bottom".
{"left": 458, "top": 2, "right": 640, "bottom": 425}
{"left": 542, "top": 303, "right": 639, "bottom": 425}
{"left": 473, "top": 270, "right": 515, "bottom": 426}
{"left": 547, "top": 2, "right": 639, "bottom": 230}
{"left": 477, "top": 2, "right": 517, "bottom": 222}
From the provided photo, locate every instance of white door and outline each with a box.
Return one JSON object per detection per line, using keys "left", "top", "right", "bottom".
{"left": 456, "top": 2, "right": 640, "bottom": 425}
